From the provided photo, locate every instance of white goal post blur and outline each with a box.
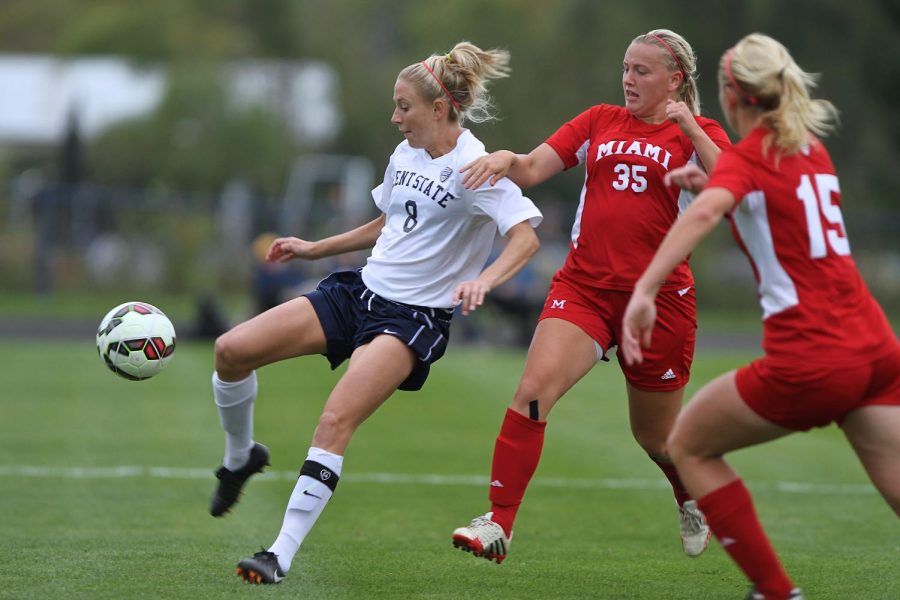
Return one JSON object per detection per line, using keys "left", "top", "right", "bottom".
{"left": 279, "top": 154, "right": 376, "bottom": 241}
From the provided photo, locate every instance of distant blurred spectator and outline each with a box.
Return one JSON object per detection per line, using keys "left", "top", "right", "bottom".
{"left": 194, "top": 293, "right": 229, "bottom": 339}
{"left": 251, "top": 232, "right": 306, "bottom": 314}
{"left": 484, "top": 244, "right": 546, "bottom": 347}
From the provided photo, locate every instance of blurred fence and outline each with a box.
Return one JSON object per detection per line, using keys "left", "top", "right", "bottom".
{"left": 2, "top": 171, "right": 899, "bottom": 330}
{"left": 1, "top": 155, "right": 379, "bottom": 302}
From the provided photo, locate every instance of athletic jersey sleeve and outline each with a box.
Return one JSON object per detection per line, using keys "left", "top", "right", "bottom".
{"left": 706, "top": 146, "right": 755, "bottom": 206}
{"left": 699, "top": 118, "right": 732, "bottom": 152}
{"left": 469, "top": 178, "right": 543, "bottom": 236}
{"left": 544, "top": 106, "right": 602, "bottom": 169}
{"left": 371, "top": 151, "right": 398, "bottom": 212}
{"left": 671, "top": 117, "right": 732, "bottom": 213}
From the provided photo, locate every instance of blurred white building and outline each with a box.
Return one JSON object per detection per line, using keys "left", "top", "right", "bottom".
{"left": 0, "top": 54, "right": 341, "bottom": 147}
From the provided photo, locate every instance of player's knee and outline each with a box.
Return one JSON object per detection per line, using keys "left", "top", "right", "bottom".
{"left": 214, "top": 331, "right": 244, "bottom": 373}
{"left": 512, "top": 372, "right": 555, "bottom": 409}
{"left": 632, "top": 429, "right": 668, "bottom": 458}
{"left": 666, "top": 424, "right": 702, "bottom": 468}
{"left": 312, "top": 410, "right": 351, "bottom": 447}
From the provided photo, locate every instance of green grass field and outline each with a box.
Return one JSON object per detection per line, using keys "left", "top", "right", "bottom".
{"left": 1, "top": 340, "right": 897, "bottom": 599}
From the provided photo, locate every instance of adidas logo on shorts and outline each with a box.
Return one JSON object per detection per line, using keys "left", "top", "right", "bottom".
{"left": 660, "top": 368, "right": 676, "bottom": 380}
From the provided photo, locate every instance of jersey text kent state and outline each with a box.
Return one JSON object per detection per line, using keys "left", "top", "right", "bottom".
{"left": 595, "top": 140, "right": 673, "bottom": 170}
{"left": 393, "top": 170, "right": 457, "bottom": 207}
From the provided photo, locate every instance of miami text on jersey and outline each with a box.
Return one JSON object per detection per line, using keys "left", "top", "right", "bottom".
{"left": 595, "top": 140, "right": 673, "bottom": 170}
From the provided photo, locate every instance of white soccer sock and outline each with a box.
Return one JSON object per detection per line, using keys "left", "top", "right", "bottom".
{"left": 212, "top": 371, "right": 257, "bottom": 471}
{"left": 268, "top": 447, "right": 344, "bottom": 572}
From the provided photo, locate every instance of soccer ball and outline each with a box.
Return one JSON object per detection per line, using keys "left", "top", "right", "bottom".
{"left": 96, "top": 301, "right": 177, "bottom": 381}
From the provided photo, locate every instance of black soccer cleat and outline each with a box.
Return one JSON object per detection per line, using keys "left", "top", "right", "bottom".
{"left": 236, "top": 549, "right": 284, "bottom": 584}
{"left": 209, "top": 443, "right": 270, "bottom": 517}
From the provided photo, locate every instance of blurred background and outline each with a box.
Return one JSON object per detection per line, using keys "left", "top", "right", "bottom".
{"left": 1, "top": 0, "right": 897, "bottom": 344}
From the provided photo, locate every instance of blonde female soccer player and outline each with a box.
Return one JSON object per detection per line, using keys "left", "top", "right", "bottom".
{"left": 209, "top": 41, "right": 543, "bottom": 584}
{"left": 623, "top": 33, "right": 900, "bottom": 600}
{"left": 452, "top": 29, "right": 730, "bottom": 563}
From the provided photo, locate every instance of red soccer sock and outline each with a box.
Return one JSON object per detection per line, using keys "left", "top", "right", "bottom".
{"left": 698, "top": 479, "right": 795, "bottom": 600}
{"left": 652, "top": 457, "right": 692, "bottom": 507}
{"left": 488, "top": 408, "right": 546, "bottom": 537}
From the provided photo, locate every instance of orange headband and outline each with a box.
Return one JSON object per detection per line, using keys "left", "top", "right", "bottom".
{"left": 723, "top": 48, "right": 758, "bottom": 105}
{"left": 650, "top": 34, "right": 686, "bottom": 79}
{"left": 421, "top": 59, "right": 461, "bottom": 110}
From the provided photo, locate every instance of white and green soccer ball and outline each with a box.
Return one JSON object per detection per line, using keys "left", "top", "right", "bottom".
{"left": 96, "top": 301, "right": 177, "bottom": 381}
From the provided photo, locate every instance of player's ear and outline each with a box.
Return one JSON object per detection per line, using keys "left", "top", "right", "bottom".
{"left": 722, "top": 85, "right": 739, "bottom": 110}
{"left": 432, "top": 99, "right": 447, "bottom": 119}
{"left": 669, "top": 70, "right": 684, "bottom": 93}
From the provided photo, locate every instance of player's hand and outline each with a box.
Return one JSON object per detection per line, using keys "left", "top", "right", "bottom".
{"left": 621, "top": 291, "right": 657, "bottom": 366}
{"left": 460, "top": 150, "right": 515, "bottom": 189}
{"left": 664, "top": 164, "right": 708, "bottom": 194}
{"left": 665, "top": 100, "right": 700, "bottom": 136}
{"left": 265, "top": 237, "right": 319, "bottom": 263}
{"left": 452, "top": 279, "right": 491, "bottom": 316}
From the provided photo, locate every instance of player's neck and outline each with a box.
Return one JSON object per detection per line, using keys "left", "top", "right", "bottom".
{"left": 425, "top": 126, "right": 464, "bottom": 159}
{"left": 734, "top": 110, "right": 763, "bottom": 139}
{"left": 632, "top": 105, "right": 669, "bottom": 126}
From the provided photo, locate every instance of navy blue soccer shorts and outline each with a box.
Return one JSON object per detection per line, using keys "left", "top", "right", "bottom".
{"left": 303, "top": 270, "right": 453, "bottom": 391}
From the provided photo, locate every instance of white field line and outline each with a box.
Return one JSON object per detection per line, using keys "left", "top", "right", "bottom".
{"left": 0, "top": 464, "right": 876, "bottom": 496}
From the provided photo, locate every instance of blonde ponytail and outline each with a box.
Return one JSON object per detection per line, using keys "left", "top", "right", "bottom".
{"left": 724, "top": 33, "right": 839, "bottom": 155}
{"left": 400, "top": 41, "right": 511, "bottom": 125}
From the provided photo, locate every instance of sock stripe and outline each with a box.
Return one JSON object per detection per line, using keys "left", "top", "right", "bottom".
{"left": 300, "top": 460, "right": 339, "bottom": 492}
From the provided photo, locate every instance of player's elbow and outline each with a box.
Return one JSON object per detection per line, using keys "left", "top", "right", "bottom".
{"left": 527, "top": 233, "right": 540, "bottom": 258}
{"left": 517, "top": 226, "right": 541, "bottom": 259}
{"left": 518, "top": 166, "right": 547, "bottom": 189}
{"left": 688, "top": 189, "right": 733, "bottom": 227}
{"left": 683, "top": 201, "right": 725, "bottom": 233}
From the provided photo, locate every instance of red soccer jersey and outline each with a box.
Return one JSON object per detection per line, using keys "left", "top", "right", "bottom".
{"left": 545, "top": 104, "right": 730, "bottom": 291}
{"left": 707, "top": 127, "right": 896, "bottom": 364}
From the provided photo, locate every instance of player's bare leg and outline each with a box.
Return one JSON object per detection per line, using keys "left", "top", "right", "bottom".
{"left": 508, "top": 318, "right": 601, "bottom": 420}
{"left": 215, "top": 296, "right": 328, "bottom": 381}
{"left": 210, "top": 297, "right": 328, "bottom": 516}
{"left": 626, "top": 383, "right": 709, "bottom": 556}
{"left": 668, "top": 371, "right": 799, "bottom": 599}
{"left": 453, "top": 318, "right": 598, "bottom": 562}
{"left": 842, "top": 405, "right": 900, "bottom": 515}
{"left": 239, "top": 336, "right": 416, "bottom": 582}
{"left": 310, "top": 335, "right": 416, "bottom": 454}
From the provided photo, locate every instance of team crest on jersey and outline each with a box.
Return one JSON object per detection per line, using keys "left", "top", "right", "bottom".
{"left": 440, "top": 166, "right": 453, "bottom": 183}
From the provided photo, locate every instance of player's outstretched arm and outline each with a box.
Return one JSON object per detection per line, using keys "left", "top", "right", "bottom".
{"left": 452, "top": 221, "right": 540, "bottom": 315}
{"left": 265, "top": 214, "right": 386, "bottom": 263}
{"left": 461, "top": 144, "right": 564, "bottom": 190}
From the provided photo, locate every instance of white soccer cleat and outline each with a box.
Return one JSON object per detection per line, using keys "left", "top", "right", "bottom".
{"left": 745, "top": 586, "right": 805, "bottom": 600}
{"left": 679, "top": 500, "right": 711, "bottom": 557}
{"left": 452, "top": 512, "right": 510, "bottom": 564}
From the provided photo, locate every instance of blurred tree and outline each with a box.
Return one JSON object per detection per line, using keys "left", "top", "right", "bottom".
{"left": 87, "top": 65, "right": 294, "bottom": 195}
{"left": 0, "top": 0, "right": 897, "bottom": 206}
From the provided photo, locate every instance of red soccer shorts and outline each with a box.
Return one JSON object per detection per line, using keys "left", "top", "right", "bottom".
{"left": 736, "top": 344, "right": 900, "bottom": 431}
{"left": 537, "top": 273, "right": 696, "bottom": 392}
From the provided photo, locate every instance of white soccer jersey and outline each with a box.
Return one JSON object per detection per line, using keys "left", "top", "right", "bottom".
{"left": 362, "top": 129, "right": 542, "bottom": 309}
